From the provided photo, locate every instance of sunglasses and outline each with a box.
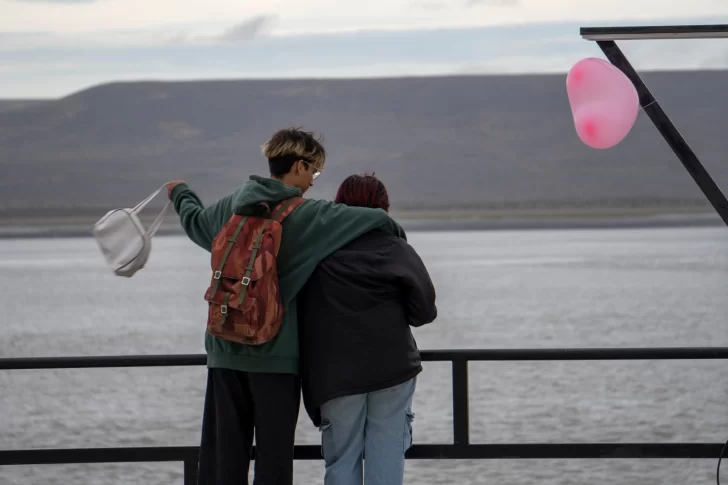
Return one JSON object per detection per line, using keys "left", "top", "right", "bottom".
{"left": 301, "top": 159, "right": 322, "bottom": 180}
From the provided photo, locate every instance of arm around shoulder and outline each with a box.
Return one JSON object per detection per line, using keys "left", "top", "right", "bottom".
{"left": 295, "top": 199, "right": 405, "bottom": 257}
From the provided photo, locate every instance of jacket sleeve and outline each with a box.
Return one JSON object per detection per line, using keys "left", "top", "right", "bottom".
{"left": 170, "top": 183, "right": 234, "bottom": 252}
{"left": 290, "top": 199, "right": 406, "bottom": 267}
{"left": 392, "top": 241, "right": 437, "bottom": 327}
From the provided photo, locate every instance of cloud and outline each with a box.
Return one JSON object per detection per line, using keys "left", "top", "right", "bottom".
{"left": 218, "top": 15, "right": 276, "bottom": 42}
{"left": 164, "top": 15, "right": 277, "bottom": 45}
{"left": 465, "top": 0, "right": 519, "bottom": 6}
{"left": 3, "top": 20, "right": 728, "bottom": 98}
{"left": 165, "top": 31, "right": 191, "bottom": 45}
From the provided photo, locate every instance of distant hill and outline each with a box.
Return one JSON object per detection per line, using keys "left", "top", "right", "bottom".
{"left": 0, "top": 100, "right": 49, "bottom": 114}
{"left": 1, "top": 73, "right": 726, "bottom": 220}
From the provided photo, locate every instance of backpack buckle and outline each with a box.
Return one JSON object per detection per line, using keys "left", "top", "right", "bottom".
{"left": 220, "top": 304, "right": 227, "bottom": 315}
{"left": 242, "top": 276, "right": 250, "bottom": 286}
{"left": 213, "top": 271, "right": 221, "bottom": 280}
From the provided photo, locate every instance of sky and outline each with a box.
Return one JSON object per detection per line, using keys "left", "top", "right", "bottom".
{"left": 2, "top": 0, "right": 728, "bottom": 98}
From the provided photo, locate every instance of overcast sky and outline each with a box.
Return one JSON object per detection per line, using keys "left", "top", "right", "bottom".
{"left": 2, "top": 0, "right": 728, "bottom": 98}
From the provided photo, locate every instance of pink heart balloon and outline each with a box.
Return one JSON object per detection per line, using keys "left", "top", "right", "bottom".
{"left": 566, "top": 57, "right": 639, "bottom": 149}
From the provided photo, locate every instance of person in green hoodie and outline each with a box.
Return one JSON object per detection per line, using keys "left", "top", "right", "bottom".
{"left": 167, "top": 128, "right": 406, "bottom": 485}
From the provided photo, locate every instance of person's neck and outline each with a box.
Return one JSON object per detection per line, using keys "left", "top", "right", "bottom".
{"left": 272, "top": 174, "right": 297, "bottom": 188}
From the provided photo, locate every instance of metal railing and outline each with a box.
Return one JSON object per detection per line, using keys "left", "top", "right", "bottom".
{"left": 1, "top": 347, "right": 727, "bottom": 484}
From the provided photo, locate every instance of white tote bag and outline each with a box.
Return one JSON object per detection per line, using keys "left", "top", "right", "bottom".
{"left": 92, "top": 185, "right": 172, "bottom": 277}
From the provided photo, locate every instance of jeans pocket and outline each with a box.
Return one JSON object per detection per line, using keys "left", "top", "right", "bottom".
{"left": 319, "top": 419, "right": 334, "bottom": 461}
{"left": 404, "top": 410, "right": 415, "bottom": 452}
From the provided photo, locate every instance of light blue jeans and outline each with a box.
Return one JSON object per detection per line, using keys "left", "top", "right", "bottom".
{"left": 319, "top": 377, "right": 416, "bottom": 485}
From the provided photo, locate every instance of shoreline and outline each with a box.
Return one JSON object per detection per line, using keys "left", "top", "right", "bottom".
{"left": 0, "top": 212, "right": 722, "bottom": 239}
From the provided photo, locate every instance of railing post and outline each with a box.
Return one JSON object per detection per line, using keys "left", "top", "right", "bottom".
{"left": 451, "top": 359, "right": 470, "bottom": 445}
{"left": 183, "top": 457, "right": 197, "bottom": 485}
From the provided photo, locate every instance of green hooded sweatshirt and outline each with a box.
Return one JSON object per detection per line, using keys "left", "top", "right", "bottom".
{"left": 171, "top": 175, "right": 406, "bottom": 374}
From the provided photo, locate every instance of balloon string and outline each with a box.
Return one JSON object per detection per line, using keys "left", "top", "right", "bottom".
{"left": 642, "top": 100, "right": 656, "bottom": 109}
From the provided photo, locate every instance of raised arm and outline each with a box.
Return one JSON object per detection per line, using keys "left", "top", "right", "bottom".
{"left": 168, "top": 181, "right": 234, "bottom": 252}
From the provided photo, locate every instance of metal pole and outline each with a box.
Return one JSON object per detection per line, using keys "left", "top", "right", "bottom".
{"left": 183, "top": 458, "right": 197, "bottom": 485}
{"left": 451, "top": 359, "right": 470, "bottom": 445}
{"left": 596, "top": 40, "right": 728, "bottom": 227}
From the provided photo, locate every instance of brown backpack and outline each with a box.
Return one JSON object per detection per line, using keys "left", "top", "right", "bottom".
{"left": 204, "top": 197, "right": 304, "bottom": 345}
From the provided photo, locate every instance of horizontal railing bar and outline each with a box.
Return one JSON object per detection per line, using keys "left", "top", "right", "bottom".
{"left": 581, "top": 25, "right": 728, "bottom": 40}
{"left": 1, "top": 348, "right": 727, "bottom": 370}
{"left": 0, "top": 354, "right": 207, "bottom": 370}
{"left": 430, "top": 347, "right": 728, "bottom": 361}
{"left": 0, "top": 447, "right": 199, "bottom": 465}
{"left": 1, "top": 443, "right": 723, "bottom": 465}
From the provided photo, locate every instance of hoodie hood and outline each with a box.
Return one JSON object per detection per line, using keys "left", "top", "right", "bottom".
{"left": 232, "top": 175, "right": 302, "bottom": 213}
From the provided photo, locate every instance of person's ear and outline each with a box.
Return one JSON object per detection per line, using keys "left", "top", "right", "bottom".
{"left": 293, "top": 160, "right": 304, "bottom": 175}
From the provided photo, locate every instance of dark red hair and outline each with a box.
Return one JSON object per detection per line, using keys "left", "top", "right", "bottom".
{"left": 334, "top": 174, "right": 390, "bottom": 212}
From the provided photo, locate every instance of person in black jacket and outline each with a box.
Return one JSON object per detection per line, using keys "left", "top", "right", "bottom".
{"left": 298, "top": 174, "right": 437, "bottom": 485}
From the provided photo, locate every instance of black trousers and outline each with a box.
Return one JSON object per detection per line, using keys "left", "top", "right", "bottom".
{"left": 197, "top": 368, "right": 301, "bottom": 485}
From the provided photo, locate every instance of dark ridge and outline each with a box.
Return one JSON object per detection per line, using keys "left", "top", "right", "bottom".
{"left": 1, "top": 72, "right": 726, "bottom": 215}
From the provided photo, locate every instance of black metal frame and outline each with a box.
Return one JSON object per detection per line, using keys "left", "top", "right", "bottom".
{"left": 580, "top": 25, "right": 728, "bottom": 227}
{"left": 2, "top": 347, "right": 727, "bottom": 485}
{"left": 581, "top": 25, "right": 728, "bottom": 40}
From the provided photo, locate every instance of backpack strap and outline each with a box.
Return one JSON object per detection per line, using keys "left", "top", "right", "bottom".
{"left": 210, "top": 216, "right": 248, "bottom": 298}
{"left": 216, "top": 216, "right": 249, "bottom": 327}
{"left": 234, "top": 198, "right": 302, "bottom": 306}
{"left": 236, "top": 218, "right": 270, "bottom": 305}
{"left": 271, "top": 197, "right": 303, "bottom": 223}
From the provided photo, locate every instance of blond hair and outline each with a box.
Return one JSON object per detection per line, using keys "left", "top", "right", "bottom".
{"left": 261, "top": 128, "right": 326, "bottom": 174}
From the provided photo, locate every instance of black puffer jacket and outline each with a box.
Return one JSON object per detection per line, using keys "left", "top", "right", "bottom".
{"left": 298, "top": 229, "right": 437, "bottom": 426}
